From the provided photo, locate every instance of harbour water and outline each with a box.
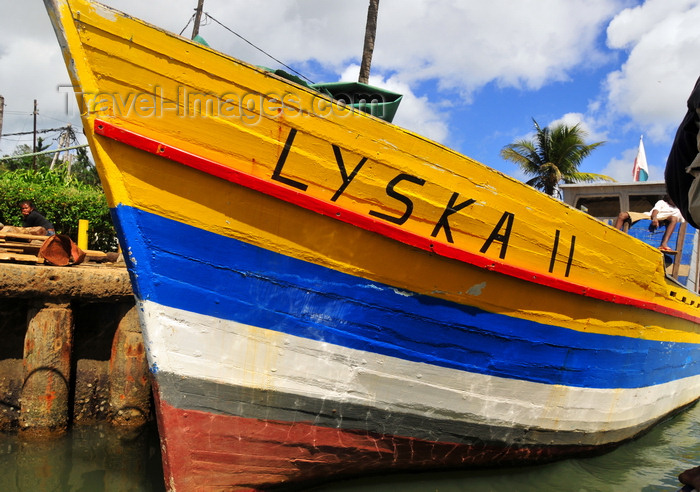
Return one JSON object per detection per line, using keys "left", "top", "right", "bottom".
{"left": 2, "top": 402, "right": 700, "bottom": 491}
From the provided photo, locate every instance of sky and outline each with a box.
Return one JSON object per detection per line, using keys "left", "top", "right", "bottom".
{"left": 1, "top": 0, "right": 700, "bottom": 186}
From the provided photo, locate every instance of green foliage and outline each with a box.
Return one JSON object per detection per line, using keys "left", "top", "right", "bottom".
{"left": 71, "top": 146, "right": 101, "bottom": 186}
{"left": 1, "top": 129, "right": 100, "bottom": 186}
{"left": 500, "top": 119, "right": 614, "bottom": 197}
{"left": 1, "top": 138, "right": 52, "bottom": 172}
{"left": 0, "top": 168, "right": 117, "bottom": 251}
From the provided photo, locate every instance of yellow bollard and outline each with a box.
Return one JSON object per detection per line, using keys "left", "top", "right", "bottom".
{"left": 78, "top": 219, "right": 89, "bottom": 250}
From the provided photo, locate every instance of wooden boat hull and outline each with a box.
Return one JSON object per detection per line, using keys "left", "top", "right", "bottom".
{"left": 120, "top": 197, "right": 700, "bottom": 488}
{"left": 44, "top": 0, "right": 700, "bottom": 489}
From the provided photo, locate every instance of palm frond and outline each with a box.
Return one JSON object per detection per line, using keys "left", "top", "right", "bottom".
{"left": 500, "top": 118, "right": 610, "bottom": 196}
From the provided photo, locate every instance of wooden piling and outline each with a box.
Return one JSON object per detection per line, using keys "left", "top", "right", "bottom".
{"left": 20, "top": 300, "right": 74, "bottom": 436}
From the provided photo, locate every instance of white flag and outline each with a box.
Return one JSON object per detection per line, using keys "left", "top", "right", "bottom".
{"left": 632, "top": 136, "right": 649, "bottom": 182}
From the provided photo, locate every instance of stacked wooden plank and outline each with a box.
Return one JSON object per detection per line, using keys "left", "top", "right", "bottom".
{"left": 0, "top": 232, "right": 109, "bottom": 264}
{"left": 0, "top": 232, "right": 48, "bottom": 264}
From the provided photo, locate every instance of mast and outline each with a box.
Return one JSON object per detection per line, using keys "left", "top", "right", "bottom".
{"left": 358, "top": 0, "right": 379, "bottom": 84}
{"left": 192, "top": 0, "right": 205, "bottom": 40}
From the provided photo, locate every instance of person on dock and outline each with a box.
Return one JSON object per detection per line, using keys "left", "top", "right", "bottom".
{"left": 614, "top": 196, "right": 683, "bottom": 252}
{"left": 20, "top": 200, "right": 56, "bottom": 235}
{"left": 0, "top": 200, "right": 55, "bottom": 236}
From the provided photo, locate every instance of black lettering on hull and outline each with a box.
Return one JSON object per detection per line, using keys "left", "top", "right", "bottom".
{"left": 369, "top": 173, "right": 426, "bottom": 225}
{"left": 330, "top": 145, "right": 367, "bottom": 202}
{"left": 269, "top": 128, "right": 578, "bottom": 280}
{"left": 431, "top": 192, "right": 476, "bottom": 243}
{"left": 480, "top": 212, "right": 514, "bottom": 259}
{"left": 272, "top": 128, "right": 308, "bottom": 191}
{"left": 549, "top": 230, "right": 576, "bottom": 277}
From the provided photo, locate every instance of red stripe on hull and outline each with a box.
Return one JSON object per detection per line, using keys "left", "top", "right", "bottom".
{"left": 93, "top": 118, "right": 700, "bottom": 324}
{"left": 152, "top": 393, "right": 600, "bottom": 491}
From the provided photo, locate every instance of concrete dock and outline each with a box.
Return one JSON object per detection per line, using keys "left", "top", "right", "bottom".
{"left": 0, "top": 261, "right": 151, "bottom": 436}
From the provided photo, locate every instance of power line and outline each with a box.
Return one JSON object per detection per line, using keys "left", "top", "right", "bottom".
{"left": 179, "top": 14, "right": 195, "bottom": 36}
{"left": 2, "top": 127, "right": 68, "bottom": 137}
{"left": 0, "top": 143, "right": 89, "bottom": 161}
{"left": 204, "top": 13, "right": 315, "bottom": 85}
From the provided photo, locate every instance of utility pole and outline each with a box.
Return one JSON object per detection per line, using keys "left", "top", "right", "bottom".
{"left": 33, "top": 99, "right": 38, "bottom": 170}
{"left": 0, "top": 95, "right": 4, "bottom": 145}
{"left": 50, "top": 124, "right": 71, "bottom": 170}
{"left": 192, "top": 0, "right": 204, "bottom": 39}
{"left": 0, "top": 96, "right": 5, "bottom": 144}
{"left": 66, "top": 124, "right": 75, "bottom": 175}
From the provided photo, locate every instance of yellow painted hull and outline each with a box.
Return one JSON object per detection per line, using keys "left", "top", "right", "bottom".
{"left": 44, "top": 0, "right": 700, "bottom": 489}
{"left": 47, "top": 0, "right": 698, "bottom": 320}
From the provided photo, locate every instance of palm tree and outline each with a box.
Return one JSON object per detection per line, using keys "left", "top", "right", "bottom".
{"left": 358, "top": 0, "right": 380, "bottom": 84}
{"left": 500, "top": 119, "right": 613, "bottom": 197}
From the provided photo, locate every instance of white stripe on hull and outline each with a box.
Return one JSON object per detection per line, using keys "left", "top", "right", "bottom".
{"left": 139, "top": 300, "right": 700, "bottom": 442}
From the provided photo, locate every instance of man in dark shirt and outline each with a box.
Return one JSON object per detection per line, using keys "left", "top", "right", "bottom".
{"left": 19, "top": 200, "right": 55, "bottom": 235}
{"left": 665, "top": 75, "right": 700, "bottom": 228}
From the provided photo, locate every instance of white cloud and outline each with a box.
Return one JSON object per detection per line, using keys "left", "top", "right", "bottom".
{"left": 6, "top": 0, "right": 697, "bottom": 184}
{"left": 370, "top": 0, "right": 626, "bottom": 99}
{"left": 604, "top": 0, "right": 700, "bottom": 141}
{"left": 0, "top": 37, "right": 81, "bottom": 154}
{"left": 88, "top": 0, "right": 628, "bottom": 101}
{"left": 600, "top": 146, "right": 637, "bottom": 181}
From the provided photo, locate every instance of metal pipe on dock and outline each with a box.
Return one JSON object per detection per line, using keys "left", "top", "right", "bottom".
{"left": 109, "top": 303, "right": 150, "bottom": 428}
{"left": 20, "top": 300, "right": 73, "bottom": 435}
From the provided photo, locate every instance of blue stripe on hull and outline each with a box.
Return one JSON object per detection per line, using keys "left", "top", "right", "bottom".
{"left": 112, "top": 205, "right": 700, "bottom": 389}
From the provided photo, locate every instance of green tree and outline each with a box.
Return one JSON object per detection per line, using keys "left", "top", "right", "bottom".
{"left": 500, "top": 119, "right": 613, "bottom": 197}
{"left": 2, "top": 138, "right": 52, "bottom": 172}
{"left": 2, "top": 135, "right": 100, "bottom": 187}
{"left": 0, "top": 168, "right": 116, "bottom": 251}
{"left": 54, "top": 146, "right": 101, "bottom": 187}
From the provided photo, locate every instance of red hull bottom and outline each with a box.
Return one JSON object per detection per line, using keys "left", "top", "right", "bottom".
{"left": 154, "top": 396, "right": 601, "bottom": 491}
